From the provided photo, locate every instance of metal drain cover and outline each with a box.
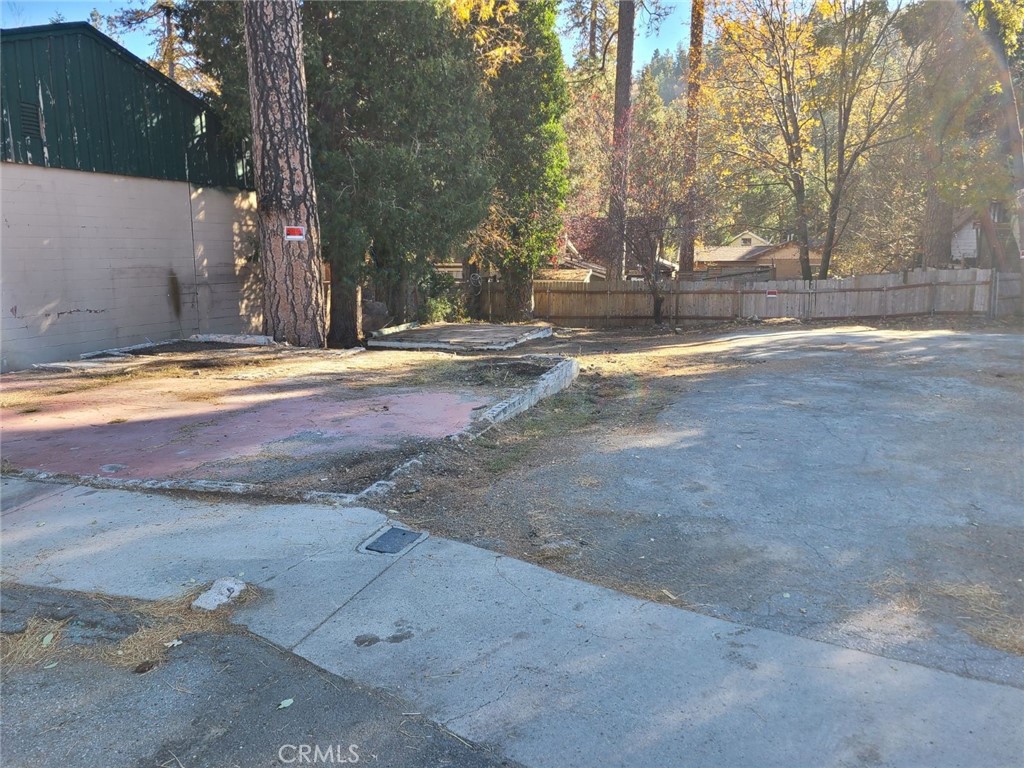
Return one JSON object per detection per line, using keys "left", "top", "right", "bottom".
{"left": 363, "top": 526, "right": 423, "bottom": 555}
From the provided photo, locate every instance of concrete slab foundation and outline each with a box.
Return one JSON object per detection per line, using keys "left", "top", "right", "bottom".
{"left": 368, "top": 323, "right": 553, "bottom": 351}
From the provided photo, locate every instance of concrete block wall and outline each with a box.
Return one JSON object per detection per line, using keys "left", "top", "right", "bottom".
{"left": 0, "top": 163, "right": 261, "bottom": 371}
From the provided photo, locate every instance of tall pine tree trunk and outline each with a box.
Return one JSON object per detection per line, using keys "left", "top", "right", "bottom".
{"left": 678, "top": 0, "right": 705, "bottom": 273}
{"left": 794, "top": 175, "right": 813, "bottom": 281}
{"left": 243, "top": 0, "right": 327, "bottom": 347}
{"left": 608, "top": 0, "right": 635, "bottom": 281}
{"left": 588, "top": 0, "right": 599, "bottom": 60}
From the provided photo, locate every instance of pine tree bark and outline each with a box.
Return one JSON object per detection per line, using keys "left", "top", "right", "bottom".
{"left": 678, "top": 0, "right": 705, "bottom": 273}
{"left": 588, "top": 0, "right": 599, "bottom": 60}
{"left": 608, "top": 0, "right": 635, "bottom": 281}
{"left": 794, "top": 175, "right": 813, "bottom": 281}
{"left": 243, "top": 0, "right": 327, "bottom": 347}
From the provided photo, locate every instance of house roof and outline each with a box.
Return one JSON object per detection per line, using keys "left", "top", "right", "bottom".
{"left": 696, "top": 245, "right": 774, "bottom": 263}
{"left": 626, "top": 257, "right": 677, "bottom": 276}
{"left": 559, "top": 248, "right": 608, "bottom": 279}
{"left": 727, "top": 230, "right": 771, "bottom": 247}
{"left": 536, "top": 268, "right": 592, "bottom": 282}
{"left": 697, "top": 242, "right": 823, "bottom": 263}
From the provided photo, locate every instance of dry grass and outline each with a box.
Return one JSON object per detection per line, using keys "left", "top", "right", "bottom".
{"left": 870, "top": 573, "right": 1023, "bottom": 656}
{"left": 1, "top": 584, "right": 261, "bottom": 673}
{"left": 930, "top": 581, "right": 1005, "bottom": 614}
{"left": 869, "top": 572, "right": 923, "bottom": 615}
{"left": 969, "top": 617, "right": 1024, "bottom": 656}
{"left": 0, "top": 371, "right": 141, "bottom": 410}
{"left": 100, "top": 585, "right": 260, "bottom": 669}
{"left": 0, "top": 617, "right": 67, "bottom": 668}
{"left": 929, "top": 582, "right": 1024, "bottom": 656}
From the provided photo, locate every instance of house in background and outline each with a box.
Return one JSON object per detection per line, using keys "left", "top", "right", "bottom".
{"left": 696, "top": 240, "right": 821, "bottom": 280}
{"left": 951, "top": 210, "right": 979, "bottom": 264}
{"left": 950, "top": 202, "right": 1019, "bottom": 267}
{"left": 1, "top": 22, "right": 259, "bottom": 371}
{"left": 726, "top": 230, "right": 771, "bottom": 248}
{"left": 535, "top": 267, "right": 595, "bottom": 282}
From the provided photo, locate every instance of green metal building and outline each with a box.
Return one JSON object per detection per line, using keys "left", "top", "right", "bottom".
{"left": 0, "top": 22, "right": 251, "bottom": 189}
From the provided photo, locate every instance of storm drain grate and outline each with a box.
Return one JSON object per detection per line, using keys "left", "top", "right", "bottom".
{"left": 363, "top": 526, "right": 422, "bottom": 555}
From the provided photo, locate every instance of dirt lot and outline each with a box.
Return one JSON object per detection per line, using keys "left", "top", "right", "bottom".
{"left": 2, "top": 318, "right": 1021, "bottom": 688}
{"left": 383, "top": 318, "right": 1024, "bottom": 687}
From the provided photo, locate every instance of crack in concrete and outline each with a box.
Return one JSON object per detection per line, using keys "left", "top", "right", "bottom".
{"left": 492, "top": 556, "right": 622, "bottom": 643}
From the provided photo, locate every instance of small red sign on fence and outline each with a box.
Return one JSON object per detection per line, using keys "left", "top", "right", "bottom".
{"left": 766, "top": 289, "right": 778, "bottom": 298}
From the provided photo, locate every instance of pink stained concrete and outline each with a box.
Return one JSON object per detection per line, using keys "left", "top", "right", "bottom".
{"left": 1, "top": 381, "right": 490, "bottom": 481}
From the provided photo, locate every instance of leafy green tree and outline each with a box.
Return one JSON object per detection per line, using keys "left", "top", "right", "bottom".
{"left": 713, "top": 0, "right": 824, "bottom": 280}
{"left": 627, "top": 72, "right": 688, "bottom": 320}
{"left": 480, "top": 0, "right": 569, "bottom": 317}
{"left": 304, "top": 1, "right": 492, "bottom": 332}
{"left": 808, "top": 0, "right": 929, "bottom": 278}
{"left": 646, "top": 46, "right": 687, "bottom": 105}
{"left": 899, "top": 2, "right": 1009, "bottom": 269}
{"left": 966, "top": 0, "right": 1024, "bottom": 273}
{"left": 179, "top": 1, "right": 493, "bottom": 343}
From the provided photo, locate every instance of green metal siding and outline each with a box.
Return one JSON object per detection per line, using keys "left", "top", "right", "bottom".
{"left": 1, "top": 23, "right": 251, "bottom": 189}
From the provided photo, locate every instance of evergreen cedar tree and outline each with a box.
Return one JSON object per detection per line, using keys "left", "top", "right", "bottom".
{"left": 179, "top": 0, "right": 568, "bottom": 335}
{"left": 484, "top": 0, "right": 570, "bottom": 317}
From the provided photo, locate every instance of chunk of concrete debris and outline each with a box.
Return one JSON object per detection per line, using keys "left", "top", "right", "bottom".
{"left": 191, "top": 578, "right": 246, "bottom": 611}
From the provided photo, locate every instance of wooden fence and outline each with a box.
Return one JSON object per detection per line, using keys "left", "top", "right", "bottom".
{"left": 479, "top": 268, "right": 1019, "bottom": 327}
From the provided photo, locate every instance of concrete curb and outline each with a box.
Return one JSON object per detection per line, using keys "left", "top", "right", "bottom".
{"left": 187, "top": 334, "right": 281, "bottom": 346}
{"left": 366, "top": 355, "right": 580, "bottom": 497}
{"left": 370, "top": 322, "right": 420, "bottom": 338}
{"left": 6, "top": 470, "right": 361, "bottom": 507}
{"left": 470, "top": 355, "right": 580, "bottom": 431}
{"left": 79, "top": 339, "right": 181, "bottom": 359}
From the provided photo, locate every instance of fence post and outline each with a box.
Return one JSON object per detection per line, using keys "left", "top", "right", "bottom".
{"left": 990, "top": 272, "right": 999, "bottom": 319}
{"left": 881, "top": 285, "right": 887, "bottom": 321}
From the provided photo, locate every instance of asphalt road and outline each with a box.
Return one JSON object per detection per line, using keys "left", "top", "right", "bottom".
{"left": 447, "top": 326, "right": 1024, "bottom": 685}
{"left": 1, "top": 586, "right": 518, "bottom": 768}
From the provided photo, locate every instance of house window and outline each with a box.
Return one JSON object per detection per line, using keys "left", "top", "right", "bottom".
{"left": 741, "top": 237, "right": 752, "bottom": 245}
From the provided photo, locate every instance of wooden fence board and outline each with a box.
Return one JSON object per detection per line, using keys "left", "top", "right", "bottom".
{"left": 478, "top": 269, "right": 1002, "bottom": 326}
